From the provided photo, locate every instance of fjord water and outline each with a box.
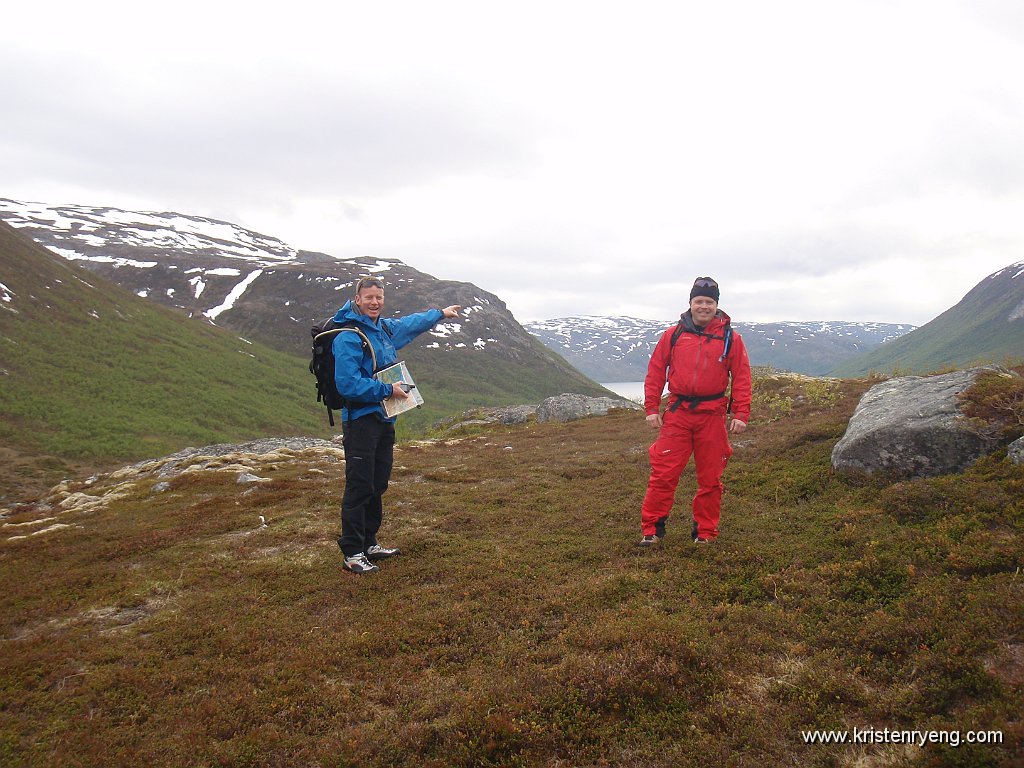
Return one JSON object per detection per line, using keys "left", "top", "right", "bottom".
{"left": 601, "top": 381, "right": 646, "bottom": 402}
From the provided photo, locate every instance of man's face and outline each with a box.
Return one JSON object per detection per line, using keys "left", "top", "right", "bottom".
{"left": 354, "top": 286, "right": 385, "bottom": 320}
{"left": 689, "top": 296, "right": 718, "bottom": 327}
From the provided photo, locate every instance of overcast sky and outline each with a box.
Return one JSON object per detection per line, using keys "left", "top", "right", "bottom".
{"left": 4, "top": 0, "right": 1024, "bottom": 325}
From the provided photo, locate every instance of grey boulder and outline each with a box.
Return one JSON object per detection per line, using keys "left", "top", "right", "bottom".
{"left": 536, "top": 393, "right": 642, "bottom": 423}
{"left": 1009, "top": 436, "right": 1024, "bottom": 466}
{"left": 831, "top": 367, "right": 1011, "bottom": 478}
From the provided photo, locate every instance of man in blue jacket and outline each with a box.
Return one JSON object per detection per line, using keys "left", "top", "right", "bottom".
{"left": 334, "top": 276, "right": 462, "bottom": 574}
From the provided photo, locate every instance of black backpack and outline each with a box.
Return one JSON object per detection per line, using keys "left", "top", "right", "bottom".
{"left": 309, "top": 317, "right": 386, "bottom": 427}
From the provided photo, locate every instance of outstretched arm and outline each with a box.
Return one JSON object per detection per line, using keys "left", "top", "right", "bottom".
{"left": 385, "top": 306, "right": 463, "bottom": 349}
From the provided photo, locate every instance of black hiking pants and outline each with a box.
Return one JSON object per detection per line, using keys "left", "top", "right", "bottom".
{"left": 339, "top": 415, "right": 396, "bottom": 557}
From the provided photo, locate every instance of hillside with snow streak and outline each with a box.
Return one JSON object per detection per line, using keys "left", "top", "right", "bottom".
{"left": 0, "top": 198, "right": 536, "bottom": 360}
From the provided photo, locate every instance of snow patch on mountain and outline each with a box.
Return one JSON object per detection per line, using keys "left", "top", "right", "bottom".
{"left": 204, "top": 269, "right": 264, "bottom": 321}
{"left": 49, "top": 247, "right": 159, "bottom": 269}
{"left": 430, "top": 323, "right": 462, "bottom": 338}
{"left": 990, "top": 260, "right": 1024, "bottom": 281}
{"left": 0, "top": 198, "right": 298, "bottom": 266}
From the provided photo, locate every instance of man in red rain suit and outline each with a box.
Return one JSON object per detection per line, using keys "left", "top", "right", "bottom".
{"left": 638, "top": 277, "right": 752, "bottom": 546}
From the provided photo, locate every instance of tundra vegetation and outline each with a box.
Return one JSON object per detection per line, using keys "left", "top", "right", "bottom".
{"left": 1, "top": 369, "right": 1022, "bottom": 767}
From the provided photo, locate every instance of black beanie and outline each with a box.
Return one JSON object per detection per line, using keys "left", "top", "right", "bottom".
{"left": 689, "top": 276, "right": 720, "bottom": 303}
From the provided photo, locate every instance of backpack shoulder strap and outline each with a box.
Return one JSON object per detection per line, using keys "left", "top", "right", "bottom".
{"left": 327, "top": 322, "right": 378, "bottom": 372}
{"left": 669, "top": 319, "right": 686, "bottom": 350}
{"left": 667, "top": 317, "right": 733, "bottom": 361}
{"left": 719, "top": 323, "right": 733, "bottom": 362}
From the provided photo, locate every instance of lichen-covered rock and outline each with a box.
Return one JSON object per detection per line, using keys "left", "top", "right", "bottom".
{"left": 483, "top": 405, "right": 538, "bottom": 425}
{"left": 831, "top": 367, "right": 1007, "bottom": 477}
{"left": 536, "top": 393, "right": 642, "bottom": 423}
{"left": 135, "top": 438, "right": 344, "bottom": 480}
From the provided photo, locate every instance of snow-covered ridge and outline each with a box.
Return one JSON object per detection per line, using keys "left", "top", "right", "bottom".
{"left": 0, "top": 198, "right": 550, "bottom": 367}
{"left": 990, "top": 260, "right": 1024, "bottom": 280}
{"left": 528, "top": 316, "right": 915, "bottom": 349}
{"left": 740, "top": 320, "right": 914, "bottom": 346}
{"left": 0, "top": 198, "right": 299, "bottom": 266}
{"left": 525, "top": 315, "right": 918, "bottom": 378}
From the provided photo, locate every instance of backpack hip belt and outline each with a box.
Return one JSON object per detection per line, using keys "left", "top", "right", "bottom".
{"left": 668, "top": 392, "right": 727, "bottom": 412}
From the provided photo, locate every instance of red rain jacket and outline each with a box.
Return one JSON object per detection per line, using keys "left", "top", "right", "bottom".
{"left": 644, "top": 310, "right": 752, "bottom": 422}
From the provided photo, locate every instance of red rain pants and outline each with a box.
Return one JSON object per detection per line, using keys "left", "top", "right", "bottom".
{"left": 640, "top": 407, "right": 733, "bottom": 540}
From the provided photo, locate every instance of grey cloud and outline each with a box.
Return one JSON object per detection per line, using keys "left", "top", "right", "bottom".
{"left": 0, "top": 53, "right": 533, "bottom": 208}
{"left": 651, "top": 225, "right": 919, "bottom": 281}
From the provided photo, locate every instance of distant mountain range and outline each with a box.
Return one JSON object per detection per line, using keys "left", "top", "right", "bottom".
{"left": 525, "top": 316, "right": 915, "bottom": 380}
{"left": 528, "top": 257, "right": 1024, "bottom": 380}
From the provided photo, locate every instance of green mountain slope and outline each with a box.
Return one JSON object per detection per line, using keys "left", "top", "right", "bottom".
{"left": 832, "top": 262, "right": 1024, "bottom": 376}
{"left": 0, "top": 221, "right": 326, "bottom": 500}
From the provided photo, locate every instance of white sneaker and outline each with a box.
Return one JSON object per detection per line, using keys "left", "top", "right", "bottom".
{"left": 343, "top": 553, "right": 379, "bottom": 574}
{"left": 366, "top": 544, "right": 402, "bottom": 561}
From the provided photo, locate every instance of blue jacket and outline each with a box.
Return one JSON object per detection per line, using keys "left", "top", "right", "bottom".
{"left": 332, "top": 301, "right": 444, "bottom": 423}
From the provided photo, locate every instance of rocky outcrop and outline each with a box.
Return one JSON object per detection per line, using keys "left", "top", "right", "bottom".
{"left": 479, "top": 405, "right": 538, "bottom": 425}
{"left": 7, "top": 438, "right": 346, "bottom": 531}
{"left": 433, "top": 405, "right": 537, "bottom": 434}
{"left": 436, "top": 394, "right": 641, "bottom": 433}
{"left": 118, "top": 437, "right": 344, "bottom": 481}
{"left": 1009, "top": 436, "right": 1024, "bottom": 466}
{"left": 831, "top": 367, "right": 1012, "bottom": 477}
{"left": 536, "top": 393, "right": 643, "bottom": 423}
